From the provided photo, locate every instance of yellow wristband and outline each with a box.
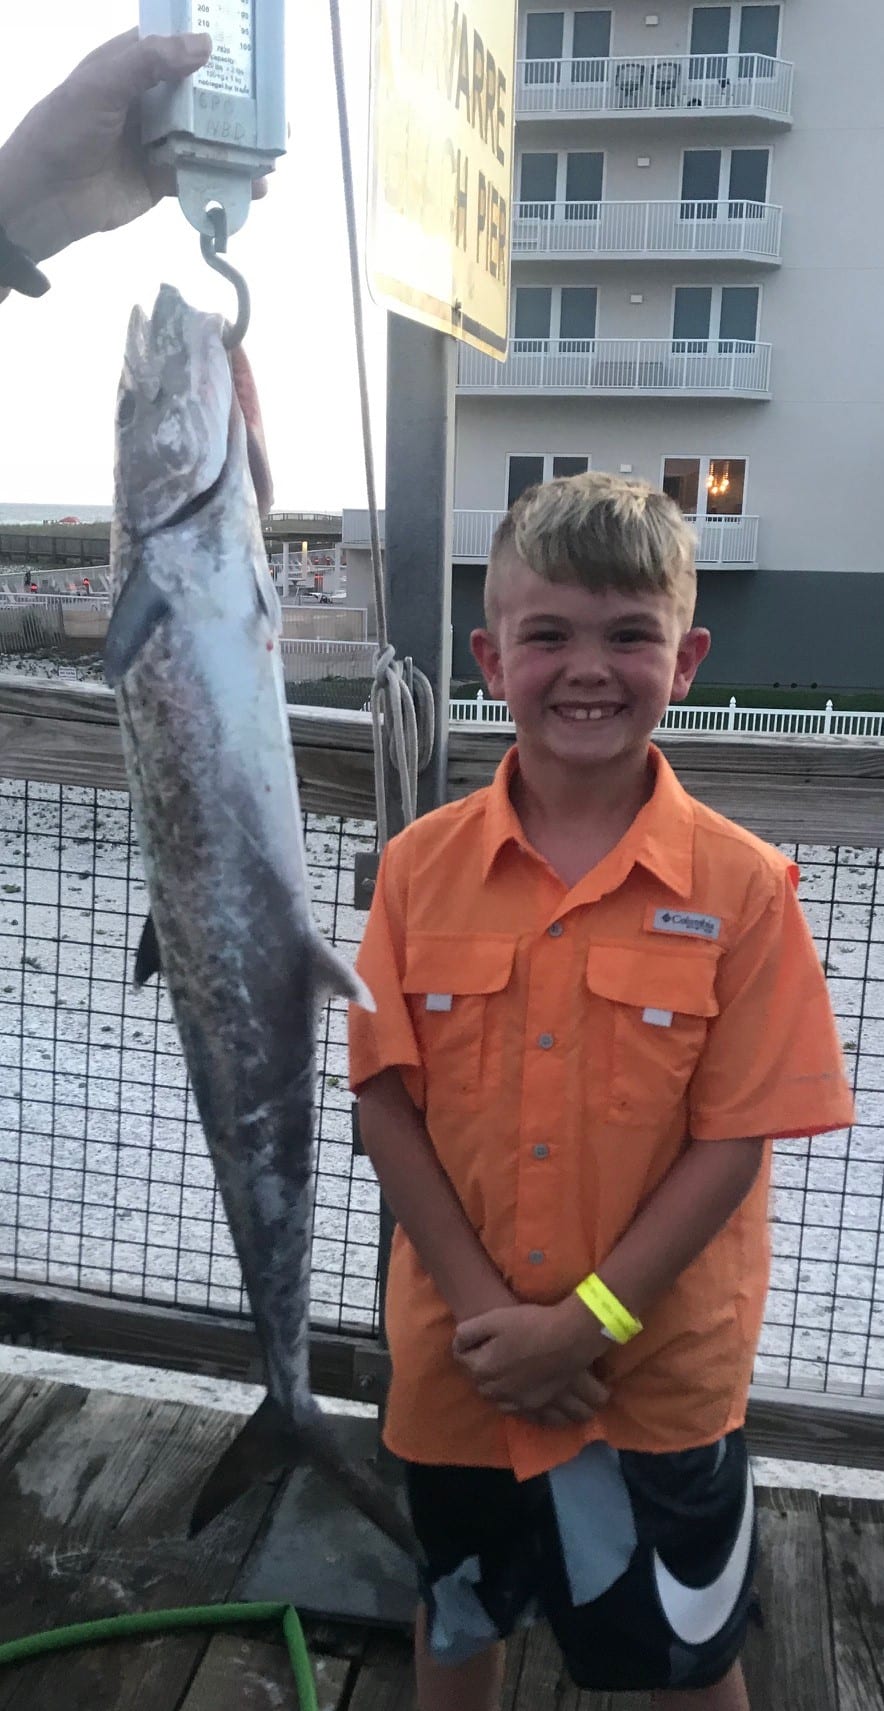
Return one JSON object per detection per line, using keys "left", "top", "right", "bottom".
{"left": 575, "top": 1273, "right": 643, "bottom": 1345}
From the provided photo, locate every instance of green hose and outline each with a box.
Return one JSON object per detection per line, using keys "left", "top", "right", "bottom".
{"left": 0, "top": 1600, "right": 318, "bottom": 1710}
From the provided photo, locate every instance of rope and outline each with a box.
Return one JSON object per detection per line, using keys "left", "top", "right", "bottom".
{"left": 0, "top": 1601, "right": 318, "bottom": 1710}
{"left": 327, "top": 0, "right": 434, "bottom": 844}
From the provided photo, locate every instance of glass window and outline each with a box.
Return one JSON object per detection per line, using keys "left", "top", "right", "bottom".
{"left": 662, "top": 457, "right": 701, "bottom": 512}
{"left": 738, "top": 4, "right": 780, "bottom": 57}
{"left": 552, "top": 456, "right": 590, "bottom": 478}
{"left": 719, "top": 285, "right": 759, "bottom": 345}
{"left": 690, "top": 6, "right": 731, "bottom": 55}
{"left": 573, "top": 10, "right": 611, "bottom": 56}
{"left": 507, "top": 455, "right": 545, "bottom": 507}
{"left": 673, "top": 286, "right": 712, "bottom": 346}
{"left": 514, "top": 287, "right": 552, "bottom": 344}
{"left": 572, "top": 9, "right": 611, "bottom": 79}
{"left": 559, "top": 287, "right": 597, "bottom": 346}
{"left": 525, "top": 12, "right": 564, "bottom": 81}
{"left": 565, "top": 152, "right": 604, "bottom": 214}
{"left": 705, "top": 458, "right": 746, "bottom": 516}
{"left": 728, "top": 149, "right": 769, "bottom": 209}
{"left": 681, "top": 149, "right": 721, "bottom": 216}
{"left": 519, "top": 153, "right": 558, "bottom": 205}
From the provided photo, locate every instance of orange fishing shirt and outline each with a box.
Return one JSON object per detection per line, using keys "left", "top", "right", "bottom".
{"left": 348, "top": 747, "right": 854, "bottom": 1478}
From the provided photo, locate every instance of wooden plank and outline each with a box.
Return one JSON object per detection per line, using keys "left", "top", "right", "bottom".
{"left": 741, "top": 1486, "right": 837, "bottom": 1711}
{"left": 746, "top": 1393, "right": 884, "bottom": 1471}
{"left": 0, "top": 1386, "right": 188, "bottom": 1705}
{"left": 179, "top": 1631, "right": 352, "bottom": 1711}
{"left": 345, "top": 1631, "right": 414, "bottom": 1710}
{"left": 0, "top": 1283, "right": 377, "bottom": 1406}
{"left": 509, "top": 1623, "right": 650, "bottom": 1711}
{"left": 0, "top": 1383, "right": 280, "bottom": 1711}
{"left": 0, "top": 676, "right": 882, "bottom": 843}
{"left": 821, "top": 1495, "right": 884, "bottom": 1711}
{"left": 4, "top": 1286, "right": 883, "bottom": 1471}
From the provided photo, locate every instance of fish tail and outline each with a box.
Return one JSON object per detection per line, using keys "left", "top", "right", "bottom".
{"left": 189, "top": 1395, "right": 419, "bottom": 1560}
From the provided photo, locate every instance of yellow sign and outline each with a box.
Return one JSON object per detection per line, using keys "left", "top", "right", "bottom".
{"left": 368, "top": 0, "right": 517, "bottom": 359}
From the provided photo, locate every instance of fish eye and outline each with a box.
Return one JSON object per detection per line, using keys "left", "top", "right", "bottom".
{"left": 117, "top": 393, "right": 136, "bottom": 428}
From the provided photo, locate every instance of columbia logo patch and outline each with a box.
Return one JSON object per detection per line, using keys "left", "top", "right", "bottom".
{"left": 652, "top": 908, "right": 721, "bottom": 942}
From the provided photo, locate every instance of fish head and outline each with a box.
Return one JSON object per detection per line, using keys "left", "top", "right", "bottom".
{"left": 115, "top": 285, "right": 232, "bottom": 538}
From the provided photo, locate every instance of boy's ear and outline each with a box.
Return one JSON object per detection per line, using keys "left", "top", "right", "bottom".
{"left": 670, "top": 627, "right": 712, "bottom": 704}
{"left": 470, "top": 627, "right": 506, "bottom": 699}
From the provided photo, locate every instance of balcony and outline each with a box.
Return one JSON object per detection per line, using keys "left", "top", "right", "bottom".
{"left": 451, "top": 510, "right": 759, "bottom": 567}
{"left": 516, "top": 52, "right": 793, "bottom": 126}
{"left": 457, "top": 339, "right": 772, "bottom": 398}
{"left": 512, "top": 199, "right": 782, "bottom": 264}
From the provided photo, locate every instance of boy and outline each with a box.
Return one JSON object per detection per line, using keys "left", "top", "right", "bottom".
{"left": 349, "top": 473, "right": 853, "bottom": 1710}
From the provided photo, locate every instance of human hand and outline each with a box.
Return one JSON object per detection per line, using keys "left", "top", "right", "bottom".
{"left": 452, "top": 1299, "right": 609, "bottom": 1417}
{"left": 0, "top": 28, "right": 257, "bottom": 267}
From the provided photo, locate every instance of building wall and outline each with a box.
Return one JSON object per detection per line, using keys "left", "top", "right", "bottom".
{"left": 452, "top": 561, "right": 884, "bottom": 690}
{"left": 451, "top": 0, "right": 884, "bottom": 687}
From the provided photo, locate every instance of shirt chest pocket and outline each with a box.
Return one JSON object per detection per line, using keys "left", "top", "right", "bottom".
{"left": 403, "top": 934, "right": 517, "bottom": 1106}
{"left": 586, "top": 944, "right": 720, "bottom": 1125}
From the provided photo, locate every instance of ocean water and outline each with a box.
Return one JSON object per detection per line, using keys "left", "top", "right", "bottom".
{"left": 0, "top": 502, "right": 112, "bottom": 525}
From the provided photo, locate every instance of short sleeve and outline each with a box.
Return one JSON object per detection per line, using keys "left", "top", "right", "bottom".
{"left": 348, "top": 840, "right": 424, "bottom": 1101}
{"left": 689, "top": 863, "right": 855, "bottom": 1142}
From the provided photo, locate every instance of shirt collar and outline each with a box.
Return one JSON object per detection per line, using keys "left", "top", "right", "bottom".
{"left": 481, "top": 744, "right": 695, "bottom": 900}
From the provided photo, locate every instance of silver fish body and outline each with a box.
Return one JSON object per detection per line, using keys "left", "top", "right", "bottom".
{"left": 107, "top": 286, "right": 413, "bottom": 1556}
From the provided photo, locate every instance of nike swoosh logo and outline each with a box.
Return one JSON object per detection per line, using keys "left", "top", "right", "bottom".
{"left": 653, "top": 1473, "right": 755, "bottom": 1647}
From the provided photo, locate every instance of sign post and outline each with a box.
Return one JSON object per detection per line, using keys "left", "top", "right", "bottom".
{"left": 368, "top": 0, "right": 517, "bottom": 826}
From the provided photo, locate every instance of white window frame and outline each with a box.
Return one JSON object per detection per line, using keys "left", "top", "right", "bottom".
{"left": 688, "top": 3, "right": 781, "bottom": 58}
{"left": 679, "top": 144, "right": 772, "bottom": 208}
{"left": 504, "top": 451, "right": 591, "bottom": 506}
{"left": 670, "top": 281, "right": 763, "bottom": 345}
{"left": 520, "top": 8, "right": 615, "bottom": 61}
{"left": 517, "top": 148, "right": 606, "bottom": 205}
{"left": 660, "top": 453, "right": 749, "bottom": 518}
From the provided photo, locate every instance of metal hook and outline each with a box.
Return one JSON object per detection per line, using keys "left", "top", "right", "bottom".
{"left": 200, "top": 205, "right": 251, "bottom": 350}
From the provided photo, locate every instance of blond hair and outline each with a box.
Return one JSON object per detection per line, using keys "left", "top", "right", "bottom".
{"left": 485, "top": 471, "right": 697, "bottom": 628}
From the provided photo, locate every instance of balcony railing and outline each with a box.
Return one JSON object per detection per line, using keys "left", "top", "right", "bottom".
{"left": 450, "top": 510, "right": 759, "bottom": 567}
{"left": 516, "top": 52, "right": 793, "bottom": 122}
{"left": 458, "top": 338, "right": 772, "bottom": 397}
{"left": 686, "top": 513, "right": 759, "bottom": 567}
{"left": 512, "top": 199, "right": 782, "bottom": 262}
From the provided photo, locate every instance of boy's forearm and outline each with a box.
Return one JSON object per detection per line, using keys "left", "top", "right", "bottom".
{"left": 356, "top": 1068, "right": 516, "bottom": 1323}
{"left": 589, "top": 1135, "right": 765, "bottom": 1328}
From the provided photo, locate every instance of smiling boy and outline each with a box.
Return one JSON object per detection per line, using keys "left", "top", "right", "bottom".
{"left": 349, "top": 473, "right": 853, "bottom": 1710}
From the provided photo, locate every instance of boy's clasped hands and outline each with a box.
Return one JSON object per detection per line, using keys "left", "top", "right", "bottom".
{"left": 453, "top": 1297, "right": 611, "bottom": 1427}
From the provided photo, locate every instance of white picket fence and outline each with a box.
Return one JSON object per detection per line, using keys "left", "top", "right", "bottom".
{"left": 449, "top": 692, "right": 884, "bottom": 740}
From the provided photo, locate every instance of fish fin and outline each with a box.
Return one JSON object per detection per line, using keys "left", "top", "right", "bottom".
{"left": 189, "top": 1394, "right": 418, "bottom": 1559}
{"left": 313, "top": 936, "right": 376, "bottom": 1012}
{"left": 134, "top": 912, "right": 162, "bottom": 986}
{"left": 104, "top": 562, "right": 171, "bottom": 686}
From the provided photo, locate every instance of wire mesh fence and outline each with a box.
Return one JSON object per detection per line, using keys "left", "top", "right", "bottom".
{"left": 0, "top": 780, "right": 381, "bottom": 1339}
{"left": 0, "top": 778, "right": 881, "bottom": 1403}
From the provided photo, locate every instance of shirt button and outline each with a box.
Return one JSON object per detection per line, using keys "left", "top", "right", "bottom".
{"left": 529, "top": 1249, "right": 546, "bottom": 1265}
{"left": 533, "top": 1144, "right": 550, "bottom": 1159}
{"left": 538, "top": 1032, "right": 555, "bottom": 1050}
{"left": 548, "top": 922, "right": 564, "bottom": 938}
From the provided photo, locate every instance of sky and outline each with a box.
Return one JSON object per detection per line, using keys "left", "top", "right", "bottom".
{"left": 0, "top": 0, "right": 388, "bottom": 509}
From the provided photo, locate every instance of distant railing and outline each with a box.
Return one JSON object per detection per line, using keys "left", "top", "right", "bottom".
{"left": 0, "top": 591, "right": 109, "bottom": 611}
{"left": 512, "top": 199, "right": 782, "bottom": 261}
{"left": 451, "top": 510, "right": 759, "bottom": 567}
{"left": 457, "top": 337, "right": 772, "bottom": 397}
{"left": 516, "top": 51, "right": 794, "bottom": 122}
{"left": 450, "top": 693, "right": 884, "bottom": 741}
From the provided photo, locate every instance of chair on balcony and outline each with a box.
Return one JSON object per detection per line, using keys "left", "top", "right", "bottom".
{"left": 653, "top": 61, "right": 682, "bottom": 108}
{"left": 615, "top": 62, "right": 647, "bottom": 108}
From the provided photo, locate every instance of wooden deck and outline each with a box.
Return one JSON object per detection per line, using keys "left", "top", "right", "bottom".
{"left": 0, "top": 1377, "right": 880, "bottom": 1709}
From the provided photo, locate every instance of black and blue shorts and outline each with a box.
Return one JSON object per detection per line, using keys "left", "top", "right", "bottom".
{"left": 405, "top": 1431, "right": 757, "bottom": 1694}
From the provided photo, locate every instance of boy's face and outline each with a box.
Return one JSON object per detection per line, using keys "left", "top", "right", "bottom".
{"left": 471, "top": 550, "right": 711, "bottom": 772}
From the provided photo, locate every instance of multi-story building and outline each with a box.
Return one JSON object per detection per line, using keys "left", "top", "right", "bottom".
{"left": 346, "top": 2, "right": 884, "bottom": 690}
